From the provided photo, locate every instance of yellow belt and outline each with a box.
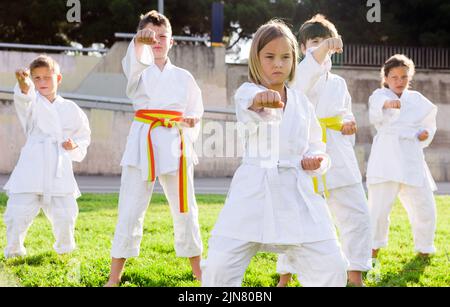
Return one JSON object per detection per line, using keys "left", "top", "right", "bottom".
{"left": 134, "top": 109, "right": 189, "bottom": 213}
{"left": 312, "top": 115, "right": 343, "bottom": 198}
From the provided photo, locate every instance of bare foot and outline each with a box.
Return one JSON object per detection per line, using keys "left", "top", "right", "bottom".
{"left": 347, "top": 271, "right": 365, "bottom": 287}
{"left": 105, "top": 258, "right": 126, "bottom": 287}
{"left": 189, "top": 256, "right": 202, "bottom": 281}
{"left": 277, "top": 273, "right": 292, "bottom": 287}
{"left": 372, "top": 249, "right": 379, "bottom": 258}
{"left": 104, "top": 279, "right": 121, "bottom": 287}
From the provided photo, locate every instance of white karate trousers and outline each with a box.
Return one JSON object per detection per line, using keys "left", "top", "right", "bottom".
{"left": 368, "top": 181, "right": 436, "bottom": 254}
{"left": 277, "top": 183, "right": 372, "bottom": 273}
{"left": 202, "top": 236, "right": 348, "bottom": 287}
{"left": 4, "top": 193, "right": 78, "bottom": 258}
{"left": 110, "top": 165, "right": 203, "bottom": 259}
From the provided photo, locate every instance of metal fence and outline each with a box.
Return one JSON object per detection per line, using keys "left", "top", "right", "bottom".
{"left": 0, "top": 42, "right": 109, "bottom": 55}
{"left": 1, "top": 40, "right": 449, "bottom": 69}
{"left": 332, "top": 44, "right": 450, "bottom": 69}
{"left": 0, "top": 33, "right": 210, "bottom": 55}
{"left": 114, "top": 33, "right": 209, "bottom": 45}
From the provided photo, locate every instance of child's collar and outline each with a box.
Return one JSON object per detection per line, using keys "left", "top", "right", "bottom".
{"left": 37, "top": 92, "right": 63, "bottom": 104}
{"left": 153, "top": 57, "right": 173, "bottom": 72}
{"left": 384, "top": 87, "right": 408, "bottom": 99}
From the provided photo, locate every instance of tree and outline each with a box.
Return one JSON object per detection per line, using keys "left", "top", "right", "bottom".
{"left": 0, "top": 0, "right": 448, "bottom": 48}
{"left": 223, "top": 0, "right": 298, "bottom": 49}
{"left": 0, "top": 0, "right": 68, "bottom": 45}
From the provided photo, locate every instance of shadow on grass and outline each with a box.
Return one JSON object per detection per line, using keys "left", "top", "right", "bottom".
{"left": 243, "top": 273, "right": 282, "bottom": 287}
{"left": 376, "top": 255, "right": 432, "bottom": 287}
{"left": 5, "top": 252, "right": 55, "bottom": 267}
{"left": 76, "top": 194, "right": 174, "bottom": 213}
{"left": 121, "top": 271, "right": 199, "bottom": 287}
{"left": 1, "top": 193, "right": 225, "bottom": 214}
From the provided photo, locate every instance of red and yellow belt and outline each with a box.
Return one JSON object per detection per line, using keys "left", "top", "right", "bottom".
{"left": 134, "top": 109, "right": 188, "bottom": 213}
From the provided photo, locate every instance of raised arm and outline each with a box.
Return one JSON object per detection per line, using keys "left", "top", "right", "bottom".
{"left": 294, "top": 37, "right": 343, "bottom": 94}
{"left": 311, "top": 37, "right": 343, "bottom": 66}
{"left": 235, "top": 82, "right": 283, "bottom": 125}
{"left": 121, "top": 29, "right": 157, "bottom": 98}
{"left": 13, "top": 69, "right": 36, "bottom": 133}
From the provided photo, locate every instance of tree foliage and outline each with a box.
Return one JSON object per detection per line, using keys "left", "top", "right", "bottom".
{"left": 0, "top": 0, "right": 448, "bottom": 47}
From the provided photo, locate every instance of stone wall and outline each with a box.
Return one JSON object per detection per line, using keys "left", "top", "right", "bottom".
{"left": 1, "top": 45, "right": 449, "bottom": 180}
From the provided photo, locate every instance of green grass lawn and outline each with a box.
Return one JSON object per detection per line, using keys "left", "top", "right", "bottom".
{"left": 0, "top": 193, "right": 449, "bottom": 287}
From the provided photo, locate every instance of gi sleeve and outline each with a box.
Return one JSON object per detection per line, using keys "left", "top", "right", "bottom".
{"left": 235, "top": 82, "right": 282, "bottom": 124}
{"left": 234, "top": 82, "right": 282, "bottom": 138}
{"left": 293, "top": 48, "right": 331, "bottom": 95}
{"left": 418, "top": 98, "right": 438, "bottom": 148}
{"left": 368, "top": 89, "right": 398, "bottom": 126}
{"left": 122, "top": 39, "right": 154, "bottom": 99}
{"left": 343, "top": 86, "right": 356, "bottom": 146}
{"left": 183, "top": 75, "right": 204, "bottom": 144}
{"left": 303, "top": 102, "right": 331, "bottom": 176}
{"left": 13, "top": 83, "right": 36, "bottom": 134}
{"left": 69, "top": 106, "right": 91, "bottom": 162}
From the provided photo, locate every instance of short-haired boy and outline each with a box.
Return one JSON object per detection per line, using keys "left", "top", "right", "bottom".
{"left": 3, "top": 55, "right": 91, "bottom": 258}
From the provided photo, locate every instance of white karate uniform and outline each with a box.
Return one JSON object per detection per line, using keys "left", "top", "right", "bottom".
{"left": 277, "top": 50, "right": 372, "bottom": 273}
{"left": 367, "top": 87, "right": 438, "bottom": 254}
{"left": 201, "top": 83, "right": 348, "bottom": 287}
{"left": 110, "top": 40, "right": 204, "bottom": 259}
{"left": 3, "top": 84, "right": 91, "bottom": 258}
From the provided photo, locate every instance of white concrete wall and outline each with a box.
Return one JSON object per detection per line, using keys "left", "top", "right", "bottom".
{"left": 227, "top": 64, "right": 450, "bottom": 181}
{"left": 0, "top": 50, "right": 101, "bottom": 92}
{"left": 1, "top": 46, "right": 449, "bottom": 180}
{"left": 0, "top": 98, "right": 241, "bottom": 177}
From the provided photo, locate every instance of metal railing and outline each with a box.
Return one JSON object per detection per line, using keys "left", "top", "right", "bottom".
{"left": 0, "top": 88, "right": 235, "bottom": 115}
{"left": 0, "top": 42, "right": 109, "bottom": 54}
{"left": 114, "top": 32, "right": 209, "bottom": 45}
{"left": 332, "top": 44, "right": 450, "bottom": 70}
{"left": 0, "top": 33, "right": 210, "bottom": 55}
{"left": 2, "top": 40, "right": 448, "bottom": 69}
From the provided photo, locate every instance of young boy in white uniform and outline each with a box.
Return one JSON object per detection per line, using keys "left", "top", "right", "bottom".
{"left": 105, "top": 11, "right": 204, "bottom": 286}
{"left": 3, "top": 55, "right": 91, "bottom": 258}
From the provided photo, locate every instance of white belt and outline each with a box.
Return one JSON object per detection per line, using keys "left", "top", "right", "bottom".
{"left": 28, "top": 136, "right": 65, "bottom": 205}
{"left": 377, "top": 126, "right": 419, "bottom": 140}
{"left": 242, "top": 157, "right": 323, "bottom": 224}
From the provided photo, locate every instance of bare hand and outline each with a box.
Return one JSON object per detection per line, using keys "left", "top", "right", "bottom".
{"left": 301, "top": 157, "right": 324, "bottom": 171}
{"left": 383, "top": 99, "right": 401, "bottom": 109}
{"left": 15, "top": 68, "right": 31, "bottom": 94}
{"left": 135, "top": 28, "right": 158, "bottom": 45}
{"left": 251, "top": 90, "right": 285, "bottom": 111}
{"left": 341, "top": 121, "right": 357, "bottom": 135}
{"left": 62, "top": 138, "right": 78, "bottom": 151}
{"left": 325, "top": 36, "right": 343, "bottom": 54}
{"left": 182, "top": 117, "right": 200, "bottom": 128}
{"left": 417, "top": 130, "right": 429, "bottom": 141}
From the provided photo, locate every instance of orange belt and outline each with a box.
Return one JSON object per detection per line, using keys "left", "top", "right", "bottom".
{"left": 134, "top": 109, "right": 188, "bottom": 213}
